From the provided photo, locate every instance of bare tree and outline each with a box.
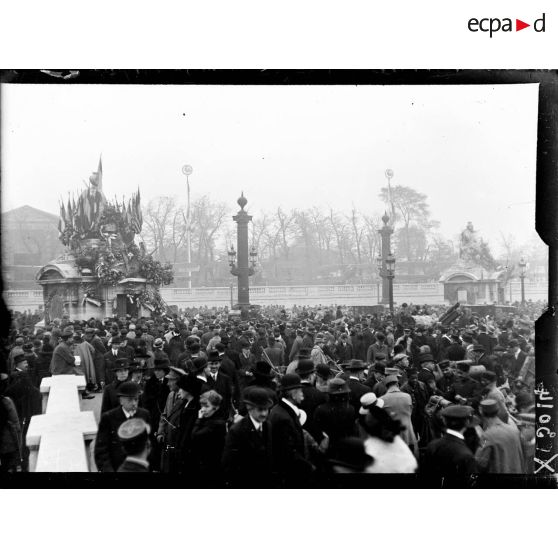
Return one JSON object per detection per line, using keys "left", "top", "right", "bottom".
{"left": 141, "top": 196, "right": 183, "bottom": 262}
{"left": 379, "top": 185, "right": 432, "bottom": 262}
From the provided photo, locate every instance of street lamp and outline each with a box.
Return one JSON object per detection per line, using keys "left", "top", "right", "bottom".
{"left": 227, "top": 245, "right": 237, "bottom": 267}
{"left": 386, "top": 252, "right": 396, "bottom": 314}
{"left": 376, "top": 253, "right": 383, "bottom": 304}
{"left": 249, "top": 246, "right": 258, "bottom": 267}
{"left": 518, "top": 255, "right": 527, "bottom": 305}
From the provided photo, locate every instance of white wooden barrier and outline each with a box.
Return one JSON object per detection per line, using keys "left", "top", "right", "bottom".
{"left": 26, "top": 375, "right": 98, "bottom": 472}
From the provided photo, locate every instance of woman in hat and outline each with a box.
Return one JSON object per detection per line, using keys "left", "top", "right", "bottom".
{"left": 35, "top": 341, "right": 53, "bottom": 385}
{"left": 100, "top": 358, "right": 132, "bottom": 415}
{"left": 361, "top": 405, "right": 418, "bottom": 474}
{"left": 170, "top": 373, "right": 202, "bottom": 474}
{"left": 0, "top": 375, "right": 23, "bottom": 472}
{"left": 313, "top": 378, "right": 358, "bottom": 460}
{"left": 190, "top": 390, "right": 227, "bottom": 484}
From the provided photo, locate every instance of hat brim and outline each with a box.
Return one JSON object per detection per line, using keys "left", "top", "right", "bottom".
{"left": 244, "top": 399, "right": 274, "bottom": 409}
{"left": 329, "top": 457, "right": 373, "bottom": 471}
{"left": 279, "top": 382, "right": 304, "bottom": 392}
{"left": 329, "top": 387, "right": 351, "bottom": 395}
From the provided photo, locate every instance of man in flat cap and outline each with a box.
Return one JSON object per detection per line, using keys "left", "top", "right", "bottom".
{"left": 479, "top": 370, "right": 509, "bottom": 423}
{"left": 422, "top": 405, "right": 477, "bottom": 488}
{"left": 50, "top": 328, "right": 76, "bottom": 375}
{"left": 311, "top": 333, "right": 328, "bottom": 367}
{"left": 117, "top": 418, "right": 152, "bottom": 472}
{"left": 475, "top": 399, "right": 524, "bottom": 474}
{"left": 222, "top": 386, "right": 275, "bottom": 487}
{"left": 95, "top": 381, "right": 151, "bottom": 472}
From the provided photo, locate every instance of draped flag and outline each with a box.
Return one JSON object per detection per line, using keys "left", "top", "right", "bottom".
{"left": 129, "top": 189, "right": 143, "bottom": 234}
{"left": 97, "top": 156, "right": 103, "bottom": 191}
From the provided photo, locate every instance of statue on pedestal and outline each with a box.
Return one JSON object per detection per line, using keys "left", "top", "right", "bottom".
{"left": 458, "top": 222, "right": 496, "bottom": 270}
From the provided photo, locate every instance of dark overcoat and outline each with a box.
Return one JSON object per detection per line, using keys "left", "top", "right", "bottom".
{"left": 268, "top": 400, "right": 314, "bottom": 485}
{"left": 94, "top": 406, "right": 151, "bottom": 472}
{"left": 422, "top": 432, "right": 478, "bottom": 488}
{"left": 222, "top": 414, "right": 274, "bottom": 488}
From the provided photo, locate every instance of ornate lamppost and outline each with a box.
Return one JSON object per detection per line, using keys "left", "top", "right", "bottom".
{"left": 378, "top": 212, "right": 394, "bottom": 304}
{"left": 386, "top": 252, "right": 396, "bottom": 314}
{"left": 229, "top": 193, "right": 257, "bottom": 318}
{"left": 519, "top": 255, "right": 527, "bottom": 305}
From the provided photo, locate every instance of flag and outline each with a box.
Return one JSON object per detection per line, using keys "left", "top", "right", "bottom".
{"left": 66, "top": 200, "right": 73, "bottom": 228}
{"left": 82, "top": 191, "right": 91, "bottom": 231}
{"left": 97, "top": 155, "right": 103, "bottom": 191}
{"left": 59, "top": 203, "right": 66, "bottom": 233}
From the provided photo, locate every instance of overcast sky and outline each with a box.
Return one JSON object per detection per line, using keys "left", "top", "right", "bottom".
{"left": 1, "top": 82, "right": 541, "bottom": 253}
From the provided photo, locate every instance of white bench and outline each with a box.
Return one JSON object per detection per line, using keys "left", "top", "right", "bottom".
{"left": 26, "top": 375, "right": 98, "bottom": 472}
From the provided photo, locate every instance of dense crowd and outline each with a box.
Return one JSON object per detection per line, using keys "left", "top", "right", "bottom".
{"left": 0, "top": 301, "right": 540, "bottom": 486}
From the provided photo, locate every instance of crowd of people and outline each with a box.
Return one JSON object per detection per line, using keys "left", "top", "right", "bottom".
{"left": 0, "top": 301, "right": 540, "bottom": 486}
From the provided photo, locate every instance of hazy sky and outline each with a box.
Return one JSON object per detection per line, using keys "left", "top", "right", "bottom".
{"left": 1, "top": 82, "right": 541, "bottom": 253}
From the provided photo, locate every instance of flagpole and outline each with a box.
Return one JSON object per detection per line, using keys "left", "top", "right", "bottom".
{"left": 182, "top": 165, "right": 193, "bottom": 289}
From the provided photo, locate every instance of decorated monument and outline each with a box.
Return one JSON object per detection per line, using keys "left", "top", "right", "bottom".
{"left": 36, "top": 158, "right": 173, "bottom": 322}
{"left": 439, "top": 222, "right": 503, "bottom": 304}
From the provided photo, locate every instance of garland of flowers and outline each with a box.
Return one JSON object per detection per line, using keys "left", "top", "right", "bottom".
{"left": 96, "top": 251, "right": 126, "bottom": 285}
{"left": 123, "top": 287, "right": 168, "bottom": 315}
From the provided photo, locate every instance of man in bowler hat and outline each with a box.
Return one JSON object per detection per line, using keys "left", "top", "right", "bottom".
{"left": 268, "top": 373, "right": 314, "bottom": 486}
{"left": 222, "top": 386, "right": 275, "bottom": 487}
{"left": 95, "top": 381, "right": 151, "bottom": 472}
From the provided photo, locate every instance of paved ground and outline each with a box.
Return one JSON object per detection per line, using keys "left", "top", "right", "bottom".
{"left": 80, "top": 392, "right": 102, "bottom": 472}
{"left": 80, "top": 391, "right": 102, "bottom": 422}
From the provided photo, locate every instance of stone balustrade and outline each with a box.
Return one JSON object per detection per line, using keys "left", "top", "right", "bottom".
{"left": 5, "top": 279, "right": 548, "bottom": 314}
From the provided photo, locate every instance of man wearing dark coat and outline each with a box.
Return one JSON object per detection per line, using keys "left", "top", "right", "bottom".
{"left": 238, "top": 339, "right": 256, "bottom": 391}
{"left": 222, "top": 386, "right": 275, "bottom": 488}
{"left": 142, "top": 357, "right": 170, "bottom": 432}
{"left": 100, "top": 358, "right": 132, "bottom": 415}
{"left": 342, "top": 359, "right": 371, "bottom": 414}
{"left": 268, "top": 373, "right": 314, "bottom": 486}
{"left": 202, "top": 350, "right": 236, "bottom": 420}
{"left": 215, "top": 342, "right": 240, "bottom": 398}
{"left": 104, "top": 337, "right": 128, "bottom": 385}
{"left": 296, "top": 359, "right": 327, "bottom": 440}
{"left": 422, "top": 405, "right": 478, "bottom": 488}
{"left": 5, "top": 355, "right": 41, "bottom": 471}
{"left": 95, "top": 381, "right": 151, "bottom": 472}
{"left": 84, "top": 328, "right": 107, "bottom": 388}
{"left": 507, "top": 340, "right": 527, "bottom": 380}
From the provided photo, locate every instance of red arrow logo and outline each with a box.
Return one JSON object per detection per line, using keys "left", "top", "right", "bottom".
{"left": 516, "top": 19, "right": 530, "bottom": 31}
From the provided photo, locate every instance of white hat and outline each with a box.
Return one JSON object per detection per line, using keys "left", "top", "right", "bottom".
{"left": 359, "top": 392, "right": 385, "bottom": 415}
